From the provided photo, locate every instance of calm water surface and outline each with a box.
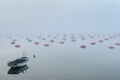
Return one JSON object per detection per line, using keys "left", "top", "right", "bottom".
{"left": 0, "top": 34, "right": 120, "bottom": 80}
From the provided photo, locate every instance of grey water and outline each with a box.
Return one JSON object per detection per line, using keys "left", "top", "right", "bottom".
{"left": 1, "top": 34, "right": 120, "bottom": 80}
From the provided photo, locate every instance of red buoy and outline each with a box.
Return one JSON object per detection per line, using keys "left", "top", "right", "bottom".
{"left": 59, "top": 41, "right": 64, "bottom": 44}
{"left": 34, "top": 42, "right": 39, "bottom": 45}
{"left": 15, "top": 45, "right": 20, "bottom": 48}
{"left": 80, "top": 45, "right": 86, "bottom": 48}
{"left": 44, "top": 44, "right": 50, "bottom": 47}
{"left": 71, "top": 39, "right": 76, "bottom": 42}
{"left": 98, "top": 40, "right": 103, "bottom": 43}
{"left": 50, "top": 40, "right": 54, "bottom": 42}
{"left": 108, "top": 46, "right": 114, "bottom": 49}
{"left": 90, "top": 42, "right": 96, "bottom": 45}
{"left": 115, "top": 43, "right": 120, "bottom": 46}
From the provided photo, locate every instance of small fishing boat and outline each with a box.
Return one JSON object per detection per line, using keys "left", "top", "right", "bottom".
{"left": 7, "top": 57, "right": 29, "bottom": 68}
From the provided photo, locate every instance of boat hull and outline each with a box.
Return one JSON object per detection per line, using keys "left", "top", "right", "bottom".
{"left": 7, "top": 57, "right": 29, "bottom": 68}
{"left": 8, "top": 61, "right": 28, "bottom": 67}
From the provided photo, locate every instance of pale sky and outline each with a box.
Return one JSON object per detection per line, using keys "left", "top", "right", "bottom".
{"left": 0, "top": 0, "right": 120, "bottom": 34}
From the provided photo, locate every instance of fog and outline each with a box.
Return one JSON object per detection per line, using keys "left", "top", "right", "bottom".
{"left": 0, "top": 0, "right": 120, "bottom": 80}
{"left": 0, "top": 0, "right": 120, "bottom": 33}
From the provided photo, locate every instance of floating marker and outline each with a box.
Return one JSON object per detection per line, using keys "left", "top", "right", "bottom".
{"left": 34, "top": 42, "right": 39, "bottom": 45}
{"left": 44, "top": 44, "right": 50, "bottom": 47}
{"left": 108, "top": 46, "right": 115, "bottom": 49}
{"left": 80, "top": 45, "right": 86, "bottom": 48}
{"left": 15, "top": 45, "right": 20, "bottom": 48}
{"left": 98, "top": 40, "right": 103, "bottom": 43}
{"left": 11, "top": 42, "right": 15, "bottom": 44}
{"left": 90, "top": 42, "right": 96, "bottom": 45}
{"left": 59, "top": 41, "right": 64, "bottom": 44}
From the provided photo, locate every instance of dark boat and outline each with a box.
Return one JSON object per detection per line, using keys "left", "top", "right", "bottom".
{"left": 7, "top": 57, "right": 29, "bottom": 67}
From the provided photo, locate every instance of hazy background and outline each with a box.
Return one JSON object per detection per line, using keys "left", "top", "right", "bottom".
{"left": 0, "top": 0, "right": 120, "bottom": 34}
{"left": 1, "top": 1, "right": 120, "bottom": 80}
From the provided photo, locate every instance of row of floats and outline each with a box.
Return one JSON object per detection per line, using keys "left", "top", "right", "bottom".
{"left": 5, "top": 33, "right": 120, "bottom": 49}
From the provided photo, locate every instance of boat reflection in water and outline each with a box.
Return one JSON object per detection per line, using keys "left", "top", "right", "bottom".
{"left": 8, "top": 65, "right": 29, "bottom": 74}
